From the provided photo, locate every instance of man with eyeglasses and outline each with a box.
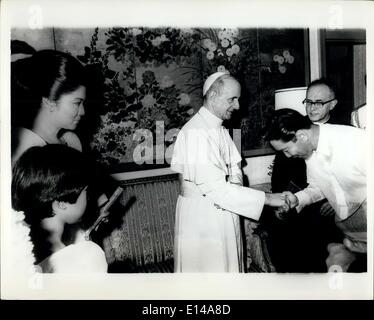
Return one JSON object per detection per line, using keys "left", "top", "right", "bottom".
{"left": 266, "top": 78, "right": 349, "bottom": 273}
{"left": 303, "top": 79, "right": 338, "bottom": 123}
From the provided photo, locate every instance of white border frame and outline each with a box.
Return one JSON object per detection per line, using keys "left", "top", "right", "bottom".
{"left": 1, "top": 0, "right": 373, "bottom": 300}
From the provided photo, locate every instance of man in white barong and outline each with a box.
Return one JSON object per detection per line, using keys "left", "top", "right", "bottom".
{"left": 171, "top": 72, "right": 288, "bottom": 272}
{"left": 267, "top": 108, "right": 367, "bottom": 272}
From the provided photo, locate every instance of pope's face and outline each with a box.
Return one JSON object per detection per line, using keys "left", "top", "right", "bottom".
{"left": 211, "top": 79, "right": 241, "bottom": 120}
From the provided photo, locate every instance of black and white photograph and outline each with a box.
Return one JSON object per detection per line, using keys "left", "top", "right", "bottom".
{"left": 1, "top": 0, "right": 373, "bottom": 301}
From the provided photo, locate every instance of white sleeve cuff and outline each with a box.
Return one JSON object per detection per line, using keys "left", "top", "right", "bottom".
{"left": 295, "top": 190, "right": 310, "bottom": 213}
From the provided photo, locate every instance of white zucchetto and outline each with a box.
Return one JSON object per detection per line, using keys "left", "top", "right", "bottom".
{"left": 203, "top": 71, "right": 230, "bottom": 96}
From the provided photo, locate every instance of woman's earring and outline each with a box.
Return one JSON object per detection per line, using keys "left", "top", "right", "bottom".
{"left": 42, "top": 97, "right": 56, "bottom": 112}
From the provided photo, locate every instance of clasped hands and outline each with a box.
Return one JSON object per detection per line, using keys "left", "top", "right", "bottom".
{"left": 265, "top": 191, "right": 298, "bottom": 220}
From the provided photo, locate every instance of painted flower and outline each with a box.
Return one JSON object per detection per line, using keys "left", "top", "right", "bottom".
{"left": 223, "top": 33, "right": 234, "bottom": 43}
{"left": 273, "top": 54, "right": 280, "bottom": 62}
{"left": 222, "top": 29, "right": 231, "bottom": 38}
{"left": 131, "top": 28, "right": 142, "bottom": 36}
{"left": 141, "top": 94, "right": 157, "bottom": 108}
{"left": 217, "top": 65, "right": 226, "bottom": 72}
{"left": 206, "top": 51, "right": 214, "bottom": 60}
{"left": 160, "top": 75, "right": 174, "bottom": 88}
{"left": 278, "top": 65, "right": 287, "bottom": 74}
{"left": 187, "top": 108, "right": 195, "bottom": 115}
{"left": 218, "top": 30, "right": 225, "bottom": 40}
{"left": 221, "top": 39, "right": 230, "bottom": 48}
{"left": 283, "top": 50, "right": 290, "bottom": 58}
{"left": 203, "top": 38, "right": 213, "bottom": 49}
{"left": 231, "top": 44, "right": 240, "bottom": 54}
{"left": 160, "top": 34, "right": 169, "bottom": 42}
{"left": 230, "top": 28, "right": 239, "bottom": 37}
{"left": 181, "top": 28, "right": 194, "bottom": 35}
{"left": 226, "top": 48, "right": 233, "bottom": 57}
{"left": 178, "top": 93, "right": 191, "bottom": 106}
{"left": 208, "top": 41, "right": 217, "bottom": 52}
{"left": 287, "top": 55, "right": 295, "bottom": 64}
{"left": 151, "top": 37, "right": 162, "bottom": 46}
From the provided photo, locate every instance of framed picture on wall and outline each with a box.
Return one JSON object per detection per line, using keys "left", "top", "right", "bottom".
{"left": 11, "top": 27, "right": 310, "bottom": 173}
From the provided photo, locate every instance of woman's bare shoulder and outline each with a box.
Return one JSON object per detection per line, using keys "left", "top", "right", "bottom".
{"left": 60, "top": 131, "right": 82, "bottom": 152}
{"left": 12, "top": 127, "right": 46, "bottom": 164}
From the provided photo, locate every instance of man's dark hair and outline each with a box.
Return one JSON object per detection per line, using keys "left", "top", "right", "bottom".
{"left": 308, "top": 77, "right": 337, "bottom": 98}
{"left": 266, "top": 108, "right": 313, "bottom": 142}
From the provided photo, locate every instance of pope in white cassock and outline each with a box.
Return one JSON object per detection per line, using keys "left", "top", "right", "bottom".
{"left": 171, "top": 72, "right": 286, "bottom": 272}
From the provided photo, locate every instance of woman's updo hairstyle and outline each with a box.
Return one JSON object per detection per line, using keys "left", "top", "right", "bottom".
{"left": 11, "top": 50, "right": 86, "bottom": 128}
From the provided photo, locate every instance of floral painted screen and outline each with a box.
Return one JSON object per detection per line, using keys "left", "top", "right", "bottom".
{"left": 11, "top": 27, "right": 309, "bottom": 172}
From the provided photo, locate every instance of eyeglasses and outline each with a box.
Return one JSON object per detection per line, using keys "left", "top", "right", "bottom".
{"left": 302, "top": 98, "right": 336, "bottom": 108}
